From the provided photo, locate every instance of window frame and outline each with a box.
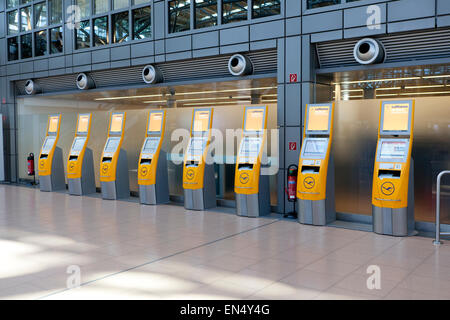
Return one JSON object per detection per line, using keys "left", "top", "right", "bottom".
{"left": 5, "top": 0, "right": 64, "bottom": 62}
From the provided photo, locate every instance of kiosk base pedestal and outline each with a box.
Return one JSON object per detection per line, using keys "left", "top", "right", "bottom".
{"left": 68, "top": 148, "right": 96, "bottom": 196}
{"left": 101, "top": 149, "right": 130, "bottom": 200}
{"left": 236, "top": 172, "right": 270, "bottom": 217}
{"left": 40, "top": 147, "right": 65, "bottom": 192}
{"left": 373, "top": 160, "right": 415, "bottom": 237}
{"left": 298, "top": 155, "right": 335, "bottom": 226}
{"left": 184, "top": 164, "right": 216, "bottom": 210}
{"left": 139, "top": 151, "right": 169, "bottom": 205}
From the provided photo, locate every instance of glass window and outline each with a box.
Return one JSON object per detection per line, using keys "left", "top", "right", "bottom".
{"left": 133, "top": 6, "right": 151, "bottom": 39}
{"left": 7, "top": 37, "right": 19, "bottom": 61}
{"left": 34, "top": 2, "right": 48, "bottom": 28}
{"left": 7, "top": 0, "right": 19, "bottom": 9}
{"left": 35, "top": 30, "right": 47, "bottom": 56}
{"left": 112, "top": 11, "right": 129, "bottom": 43}
{"left": 76, "top": 0, "right": 91, "bottom": 19}
{"left": 94, "top": 0, "right": 109, "bottom": 14}
{"left": 20, "top": 33, "right": 33, "bottom": 59}
{"left": 7, "top": 10, "right": 19, "bottom": 35}
{"left": 133, "top": 0, "right": 148, "bottom": 4}
{"left": 20, "top": 6, "right": 32, "bottom": 32}
{"left": 76, "top": 20, "right": 90, "bottom": 49}
{"left": 195, "top": 0, "right": 217, "bottom": 29}
{"left": 49, "top": 0, "right": 63, "bottom": 25}
{"left": 307, "top": 0, "right": 340, "bottom": 9}
{"left": 50, "top": 26, "right": 63, "bottom": 53}
{"left": 20, "top": 0, "right": 32, "bottom": 4}
{"left": 114, "top": 0, "right": 128, "bottom": 10}
{"left": 93, "top": 16, "right": 108, "bottom": 46}
{"left": 169, "top": 0, "right": 191, "bottom": 34}
{"left": 252, "top": 0, "right": 280, "bottom": 18}
{"left": 222, "top": 0, "right": 247, "bottom": 24}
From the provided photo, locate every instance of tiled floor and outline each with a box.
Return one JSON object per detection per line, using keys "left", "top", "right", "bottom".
{"left": 1, "top": 184, "right": 449, "bottom": 300}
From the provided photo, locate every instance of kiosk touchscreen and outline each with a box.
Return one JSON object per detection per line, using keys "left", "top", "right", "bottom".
{"left": 99, "top": 112, "right": 130, "bottom": 200}
{"left": 235, "top": 106, "right": 270, "bottom": 217}
{"left": 372, "top": 100, "right": 415, "bottom": 236}
{"left": 38, "top": 114, "right": 66, "bottom": 192}
{"left": 67, "top": 113, "right": 96, "bottom": 196}
{"left": 182, "top": 108, "right": 216, "bottom": 210}
{"left": 296, "top": 103, "right": 335, "bottom": 225}
{"left": 138, "top": 110, "right": 169, "bottom": 205}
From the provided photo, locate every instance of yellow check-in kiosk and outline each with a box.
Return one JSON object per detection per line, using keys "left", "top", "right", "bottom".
{"left": 138, "top": 110, "right": 169, "bottom": 205}
{"left": 296, "top": 103, "right": 335, "bottom": 225}
{"left": 372, "top": 100, "right": 415, "bottom": 236}
{"left": 183, "top": 108, "right": 216, "bottom": 210}
{"left": 38, "top": 114, "right": 66, "bottom": 192}
{"left": 235, "top": 106, "right": 270, "bottom": 217}
{"left": 100, "top": 112, "right": 130, "bottom": 200}
{"left": 67, "top": 113, "right": 96, "bottom": 196}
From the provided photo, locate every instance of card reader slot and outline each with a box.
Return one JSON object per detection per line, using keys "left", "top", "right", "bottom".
{"left": 378, "top": 169, "right": 401, "bottom": 179}
{"left": 185, "top": 161, "right": 199, "bottom": 167}
{"left": 40, "top": 154, "right": 48, "bottom": 159}
{"left": 140, "top": 158, "right": 152, "bottom": 165}
{"left": 301, "top": 165, "right": 320, "bottom": 174}
{"left": 102, "top": 157, "right": 112, "bottom": 163}
{"left": 238, "top": 163, "right": 254, "bottom": 170}
{"left": 69, "top": 155, "right": 78, "bottom": 161}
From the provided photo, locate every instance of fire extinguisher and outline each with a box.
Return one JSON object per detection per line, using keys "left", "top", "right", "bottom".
{"left": 284, "top": 164, "right": 298, "bottom": 218}
{"left": 27, "top": 153, "right": 36, "bottom": 185}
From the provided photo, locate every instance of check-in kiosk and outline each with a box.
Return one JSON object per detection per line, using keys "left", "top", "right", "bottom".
{"left": 138, "top": 110, "right": 169, "bottom": 205}
{"left": 100, "top": 112, "right": 130, "bottom": 200}
{"left": 38, "top": 114, "right": 65, "bottom": 192}
{"left": 235, "top": 106, "right": 270, "bottom": 217}
{"left": 372, "top": 100, "right": 415, "bottom": 236}
{"left": 183, "top": 108, "right": 216, "bottom": 210}
{"left": 296, "top": 103, "right": 335, "bottom": 225}
{"left": 67, "top": 113, "right": 96, "bottom": 196}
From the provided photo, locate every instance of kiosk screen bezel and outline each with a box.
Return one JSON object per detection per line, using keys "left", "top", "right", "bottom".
{"left": 192, "top": 109, "right": 212, "bottom": 133}
{"left": 376, "top": 138, "right": 409, "bottom": 163}
{"left": 77, "top": 114, "right": 91, "bottom": 134}
{"left": 301, "top": 138, "right": 329, "bottom": 160}
{"left": 109, "top": 113, "right": 125, "bottom": 134}
{"left": 47, "top": 115, "right": 60, "bottom": 135}
{"left": 305, "top": 104, "right": 332, "bottom": 135}
{"left": 380, "top": 100, "right": 413, "bottom": 136}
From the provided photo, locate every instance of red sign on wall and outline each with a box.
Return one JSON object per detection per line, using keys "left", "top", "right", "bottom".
{"left": 289, "top": 73, "right": 298, "bottom": 83}
{"left": 289, "top": 142, "right": 297, "bottom": 151}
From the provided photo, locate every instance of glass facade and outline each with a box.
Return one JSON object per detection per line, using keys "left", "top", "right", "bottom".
{"left": 49, "top": 0, "right": 62, "bottom": 25}
{"left": 93, "top": 16, "right": 109, "bottom": 46}
{"left": 50, "top": 26, "right": 63, "bottom": 53}
{"left": 7, "top": 37, "right": 19, "bottom": 61}
{"left": 195, "top": 0, "right": 217, "bottom": 29}
{"left": 94, "top": 0, "right": 109, "bottom": 14}
{"left": 307, "top": 0, "right": 340, "bottom": 8}
{"left": 112, "top": 11, "right": 130, "bottom": 43}
{"left": 169, "top": 0, "right": 191, "bottom": 33}
{"left": 7, "top": 10, "right": 19, "bottom": 35}
{"left": 20, "top": 33, "right": 33, "bottom": 58}
{"left": 34, "top": 2, "right": 48, "bottom": 28}
{"left": 252, "top": 0, "right": 280, "bottom": 18}
{"left": 7, "top": 0, "right": 19, "bottom": 8}
{"left": 133, "top": 6, "right": 152, "bottom": 39}
{"left": 76, "top": 0, "right": 91, "bottom": 19}
{"left": 222, "top": 0, "right": 247, "bottom": 24}
{"left": 76, "top": 20, "right": 91, "bottom": 49}
{"left": 114, "top": 0, "right": 129, "bottom": 9}
{"left": 20, "top": 6, "right": 32, "bottom": 32}
{"left": 35, "top": 30, "right": 47, "bottom": 56}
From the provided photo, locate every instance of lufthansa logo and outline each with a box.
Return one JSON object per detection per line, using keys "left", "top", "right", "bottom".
{"left": 69, "top": 162, "right": 75, "bottom": 171}
{"left": 102, "top": 164, "right": 108, "bottom": 175}
{"left": 140, "top": 166, "right": 148, "bottom": 176}
{"left": 186, "top": 169, "right": 195, "bottom": 180}
{"left": 303, "top": 176, "right": 315, "bottom": 189}
{"left": 239, "top": 172, "right": 250, "bottom": 184}
{"left": 381, "top": 182, "right": 395, "bottom": 196}
{"left": 39, "top": 160, "right": 45, "bottom": 168}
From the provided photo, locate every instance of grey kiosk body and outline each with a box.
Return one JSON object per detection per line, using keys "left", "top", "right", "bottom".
{"left": 139, "top": 149, "right": 169, "bottom": 205}
{"left": 184, "top": 162, "right": 217, "bottom": 210}
{"left": 372, "top": 100, "right": 415, "bottom": 236}
{"left": 297, "top": 103, "right": 336, "bottom": 226}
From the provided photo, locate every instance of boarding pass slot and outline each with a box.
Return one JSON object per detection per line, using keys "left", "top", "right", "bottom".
{"left": 378, "top": 169, "right": 401, "bottom": 179}
{"left": 69, "top": 155, "right": 78, "bottom": 161}
{"left": 185, "top": 161, "right": 199, "bottom": 167}
{"left": 302, "top": 165, "right": 320, "bottom": 174}
{"left": 102, "top": 157, "right": 112, "bottom": 163}
{"left": 40, "top": 154, "right": 48, "bottom": 159}
{"left": 238, "top": 163, "right": 254, "bottom": 170}
{"left": 140, "top": 158, "right": 152, "bottom": 165}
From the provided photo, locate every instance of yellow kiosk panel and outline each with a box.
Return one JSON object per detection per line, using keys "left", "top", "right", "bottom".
{"left": 67, "top": 113, "right": 92, "bottom": 179}
{"left": 39, "top": 114, "right": 61, "bottom": 176}
{"left": 101, "top": 112, "right": 126, "bottom": 182}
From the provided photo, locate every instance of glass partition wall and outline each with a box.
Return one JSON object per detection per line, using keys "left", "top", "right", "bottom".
{"left": 17, "top": 79, "right": 278, "bottom": 206}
